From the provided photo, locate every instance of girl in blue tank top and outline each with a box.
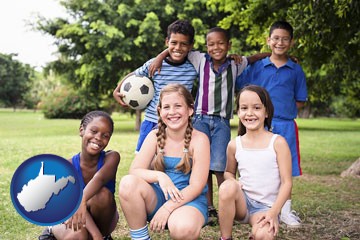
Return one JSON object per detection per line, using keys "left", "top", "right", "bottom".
{"left": 39, "top": 111, "right": 120, "bottom": 240}
{"left": 119, "top": 84, "right": 210, "bottom": 240}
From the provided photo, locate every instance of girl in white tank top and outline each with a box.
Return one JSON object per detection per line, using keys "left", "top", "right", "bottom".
{"left": 218, "top": 85, "right": 292, "bottom": 240}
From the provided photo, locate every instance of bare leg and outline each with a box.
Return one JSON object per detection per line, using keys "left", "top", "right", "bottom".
{"left": 206, "top": 172, "right": 213, "bottom": 207}
{"left": 168, "top": 206, "right": 205, "bottom": 240}
{"left": 87, "top": 187, "right": 117, "bottom": 236}
{"left": 119, "top": 175, "right": 158, "bottom": 229}
{"left": 218, "top": 180, "right": 247, "bottom": 239}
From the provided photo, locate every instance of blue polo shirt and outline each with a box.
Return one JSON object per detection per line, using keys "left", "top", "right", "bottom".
{"left": 236, "top": 57, "right": 307, "bottom": 120}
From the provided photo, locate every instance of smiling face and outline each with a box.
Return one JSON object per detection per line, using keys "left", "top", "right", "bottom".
{"left": 158, "top": 92, "right": 193, "bottom": 131}
{"left": 80, "top": 116, "right": 112, "bottom": 155}
{"left": 206, "top": 31, "right": 231, "bottom": 65}
{"left": 267, "top": 28, "right": 293, "bottom": 57}
{"left": 165, "top": 33, "right": 193, "bottom": 64}
{"left": 237, "top": 90, "right": 267, "bottom": 132}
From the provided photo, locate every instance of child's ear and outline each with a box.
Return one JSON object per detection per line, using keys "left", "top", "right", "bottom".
{"left": 79, "top": 127, "right": 84, "bottom": 137}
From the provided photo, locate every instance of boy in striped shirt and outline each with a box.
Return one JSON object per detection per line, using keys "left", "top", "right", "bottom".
{"left": 113, "top": 20, "right": 197, "bottom": 153}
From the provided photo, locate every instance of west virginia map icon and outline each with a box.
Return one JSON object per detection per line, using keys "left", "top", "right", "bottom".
{"left": 10, "top": 154, "right": 82, "bottom": 226}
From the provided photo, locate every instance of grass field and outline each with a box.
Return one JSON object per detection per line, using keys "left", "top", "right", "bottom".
{"left": 0, "top": 109, "right": 359, "bottom": 239}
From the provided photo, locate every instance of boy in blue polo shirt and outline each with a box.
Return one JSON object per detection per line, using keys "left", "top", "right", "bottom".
{"left": 113, "top": 20, "right": 197, "bottom": 153}
{"left": 237, "top": 20, "right": 307, "bottom": 228}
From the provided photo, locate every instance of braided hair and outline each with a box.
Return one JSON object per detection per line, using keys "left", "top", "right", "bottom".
{"left": 80, "top": 110, "right": 114, "bottom": 134}
{"left": 154, "top": 84, "right": 194, "bottom": 174}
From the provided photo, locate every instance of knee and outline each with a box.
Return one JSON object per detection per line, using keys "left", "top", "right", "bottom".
{"left": 118, "top": 175, "right": 141, "bottom": 201}
{"left": 90, "top": 186, "right": 113, "bottom": 204}
{"left": 252, "top": 226, "right": 275, "bottom": 240}
{"left": 169, "top": 222, "right": 201, "bottom": 240}
{"left": 219, "top": 180, "right": 238, "bottom": 201}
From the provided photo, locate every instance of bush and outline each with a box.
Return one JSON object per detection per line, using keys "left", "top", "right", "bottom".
{"left": 41, "top": 87, "right": 98, "bottom": 119}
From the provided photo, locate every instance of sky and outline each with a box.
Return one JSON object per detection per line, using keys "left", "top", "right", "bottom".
{"left": 0, "top": 0, "right": 67, "bottom": 69}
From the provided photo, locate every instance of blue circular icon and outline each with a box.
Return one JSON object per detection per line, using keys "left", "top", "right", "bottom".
{"left": 10, "top": 154, "right": 83, "bottom": 226}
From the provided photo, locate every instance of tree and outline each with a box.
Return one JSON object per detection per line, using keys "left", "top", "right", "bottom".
{"left": 208, "top": 0, "right": 360, "bottom": 117}
{"left": 0, "top": 53, "right": 34, "bottom": 110}
{"left": 37, "top": 0, "right": 360, "bottom": 117}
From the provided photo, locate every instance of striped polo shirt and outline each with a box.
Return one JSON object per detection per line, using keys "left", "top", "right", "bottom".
{"left": 135, "top": 57, "right": 197, "bottom": 123}
{"left": 188, "top": 51, "right": 248, "bottom": 119}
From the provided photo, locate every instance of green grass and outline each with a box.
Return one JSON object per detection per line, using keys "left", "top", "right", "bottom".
{"left": 1, "top": 110, "right": 359, "bottom": 239}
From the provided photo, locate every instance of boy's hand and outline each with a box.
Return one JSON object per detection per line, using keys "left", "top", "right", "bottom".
{"left": 289, "top": 55, "right": 300, "bottom": 64}
{"left": 228, "top": 54, "right": 243, "bottom": 65}
{"left": 149, "top": 58, "right": 163, "bottom": 78}
{"left": 113, "top": 80, "right": 129, "bottom": 108}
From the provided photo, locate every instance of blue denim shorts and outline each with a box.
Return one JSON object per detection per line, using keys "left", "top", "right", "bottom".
{"left": 240, "top": 192, "right": 272, "bottom": 224}
{"left": 192, "top": 114, "right": 231, "bottom": 172}
{"left": 147, "top": 183, "right": 208, "bottom": 225}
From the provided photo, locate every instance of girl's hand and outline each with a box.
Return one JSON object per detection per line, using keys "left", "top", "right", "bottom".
{"left": 65, "top": 200, "right": 87, "bottom": 231}
{"left": 158, "top": 174, "right": 184, "bottom": 202}
{"left": 256, "top": 210, "right": 279, "bottom": 236}
{"left": 149, "top": 205, "right": 171, "bottom": 233}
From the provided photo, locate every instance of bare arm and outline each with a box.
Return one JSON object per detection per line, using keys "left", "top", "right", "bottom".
{"left": 247, "top": 52, "right": 271, "bottom": 64}
{"left": 224, "top": 139, "right": 238, "bottom": 181}
{"left": 296, "top": 101, "right": 305, "bottom": 109}
{"left": 148, "top": 49, "right": 169, "bottom": 77}
{"left": 66, "top": 151, "right": 120, "bottom": 231}
{"left": 256, "top": 135, "right": 292, "bottom": 236}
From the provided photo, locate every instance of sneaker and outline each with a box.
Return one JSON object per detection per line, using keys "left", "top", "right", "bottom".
{"left": 207, "top": 206, "right": 218, "bottom": 226}
{"left": 280, "top": 210, "right": 301, "bottom": 228}
{"left": 38, "top": 226, "right": 56, "bottom": 240}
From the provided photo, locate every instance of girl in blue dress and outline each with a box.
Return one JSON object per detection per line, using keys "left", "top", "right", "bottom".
{"left": 119, "top": 83, "right": 210, "bottom": 240}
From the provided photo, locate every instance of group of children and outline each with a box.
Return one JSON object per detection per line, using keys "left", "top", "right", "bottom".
{"left": 39, "top": 19, "right": 307, "bottom": 240}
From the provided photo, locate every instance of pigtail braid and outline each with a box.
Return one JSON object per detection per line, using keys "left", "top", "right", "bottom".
{"left": 154, "top": 117, "right": 166, "bottom": 172}
{"left": 176, "top": 116, "right": 193, "bottom": 174}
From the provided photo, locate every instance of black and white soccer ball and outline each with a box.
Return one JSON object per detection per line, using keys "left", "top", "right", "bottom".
{"left": 119, "top": 75, "right": 154, "bottom": 110}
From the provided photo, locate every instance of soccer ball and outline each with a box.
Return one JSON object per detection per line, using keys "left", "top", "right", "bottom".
{"left": 119, "top": 75, "right": 154, "bottom": 110}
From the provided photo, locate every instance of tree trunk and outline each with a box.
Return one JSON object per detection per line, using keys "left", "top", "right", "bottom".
{"left": 135, "top": 110, "right": 142, "bottom": 131}
{"left": 341, "top": 158, "right": 360, "bottom": 178}
{"left": 298, "top": 105, "right": 311, "bottom": 118}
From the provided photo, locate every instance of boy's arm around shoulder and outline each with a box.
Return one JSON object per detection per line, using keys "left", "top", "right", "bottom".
{"left": 272, "top": 135, "right": 292, "bottom": 215}
{"left": 246, "top": 52, "right": 271, "bottom": 64}
{"left": 148, "top": 48, "right": 169, "bottom": 77}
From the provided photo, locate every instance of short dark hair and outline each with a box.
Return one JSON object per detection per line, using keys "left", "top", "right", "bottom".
{"left": 167, "top": 20, "right": 195, "bottom": 43}
{"left": 206, "top": 27, "right": 230, "bottom": 42}
{"left": 236, "top": 85, "right": 274, "bottom": 136}
{"left": 269, "top": 20, "right": 294, "bottom": 39}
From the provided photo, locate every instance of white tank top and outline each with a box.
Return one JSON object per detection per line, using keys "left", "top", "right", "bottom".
{"left": 235, "top": 134, "right": 280, "bottom": 206}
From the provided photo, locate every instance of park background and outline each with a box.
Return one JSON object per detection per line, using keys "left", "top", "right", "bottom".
{"left": 0, "top": 0, "right": 359, "bottom": 239}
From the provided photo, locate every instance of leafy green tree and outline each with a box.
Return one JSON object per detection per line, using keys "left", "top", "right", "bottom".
{"left": 0, "top": 53, "right": 34, "bottom": 110}
{"left": 37, "top": 0, "right": 359, "bottom": 117}
{"left": 208, "top": 0, "right": 360, "bottom": 117}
